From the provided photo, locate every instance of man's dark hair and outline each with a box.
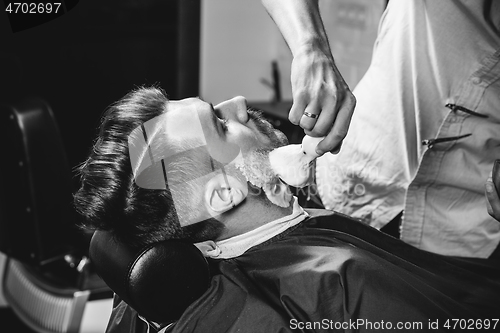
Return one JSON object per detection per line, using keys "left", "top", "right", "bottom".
{"left": 74, "top": 86, "right": 224, "bottom": 247}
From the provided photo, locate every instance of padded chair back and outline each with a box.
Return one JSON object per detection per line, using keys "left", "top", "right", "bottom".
{"left": 0, "top": 99, "right": 79, "bottom": 264}
{"left": 89, "top": 230, "right": 211, "bottom": 326}
{"left": 0, "top": 99, "right": 113, "bottom": 333}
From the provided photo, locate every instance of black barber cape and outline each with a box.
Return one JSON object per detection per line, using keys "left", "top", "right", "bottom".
{"left": 106, "top": 210, "right": 500, "bottom": 333}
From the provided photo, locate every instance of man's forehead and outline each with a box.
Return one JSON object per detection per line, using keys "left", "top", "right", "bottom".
{"left": 162, "top": 100, "right": 206, "bottom": 143}
{"left": 166, "top": 98, "right": 206, "bottom": 115}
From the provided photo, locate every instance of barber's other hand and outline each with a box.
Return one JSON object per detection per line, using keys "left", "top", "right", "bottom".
{"left": 485, "top": 162, "right": 500, "bottom": 222}
{"left": 289, "top": 46, "right": 356, "bottom": 156}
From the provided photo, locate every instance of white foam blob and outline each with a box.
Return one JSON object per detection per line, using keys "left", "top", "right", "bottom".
{"left": 268, "top": 136, "right": 324, "bottom": 188}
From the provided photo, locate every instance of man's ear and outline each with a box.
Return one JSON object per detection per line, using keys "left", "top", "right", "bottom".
{"left": 263, "top": 178, "right": 293, "bottom": 208}
{"left": 205, "top": 173, "right": 248, "bottom": 216}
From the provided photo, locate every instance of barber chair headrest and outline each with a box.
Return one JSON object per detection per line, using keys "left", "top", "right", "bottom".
{"left": 89, "top": 231, "right": 211, "bottom": 326}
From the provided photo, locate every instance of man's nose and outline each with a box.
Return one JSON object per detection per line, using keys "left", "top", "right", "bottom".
{"left": 215, "top": 96, "right": 249, "bottom": 123}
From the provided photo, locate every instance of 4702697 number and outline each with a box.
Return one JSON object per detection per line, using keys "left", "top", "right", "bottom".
{"left": 5, "top": 2, "right": 61, "bottom": 14}
{"left": 444, "top": 318, "right": 499, "bottom": 330}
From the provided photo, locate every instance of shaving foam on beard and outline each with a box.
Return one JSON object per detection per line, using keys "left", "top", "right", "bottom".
{"left": 268, "top": 135, "right": 324, "bottom": 188}
{"left": 234, "top": 149, "right": 293, "bottom": 208}
{"left": 234, "top": 149, "right": 275, "bottom": 188}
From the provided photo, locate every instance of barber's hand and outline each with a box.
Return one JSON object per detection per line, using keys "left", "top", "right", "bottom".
{"left": 485, "top": 161, "right": 500, "bottom": 222}
{"left": 288, "top": 46, "right": 356, "bottom": 155}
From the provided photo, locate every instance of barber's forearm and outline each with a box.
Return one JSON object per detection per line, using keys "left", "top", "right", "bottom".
{"left": 261, "top": 0, "right": 332, "bottom": 57}
{"left": 262, "top": 0, "right": 355, "bottom": 154}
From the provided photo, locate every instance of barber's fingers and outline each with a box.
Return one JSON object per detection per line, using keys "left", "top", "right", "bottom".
{"left": 486, "top": 171, "right": 500, "bottom": 221}
{"left": 289, "top": 92, "right": 308, "bottom": 125}
{"left": 299, "top": 102, "right": 321, "bottom": 131}
{"left": 305, "top": 92, "right": 355, "bottom": 155}
{"left": 486, "top": 174, "right": 500, "bottom": 222}
{"left": 304, "top": 94, "right": 337, "bottom": 136}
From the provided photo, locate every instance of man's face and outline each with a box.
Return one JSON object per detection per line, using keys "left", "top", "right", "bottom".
{"left": 165, "top": 96, "right": 288, "bottom": 156}
{"left": 129, "top": 96, "right": 289, "bottom": 226}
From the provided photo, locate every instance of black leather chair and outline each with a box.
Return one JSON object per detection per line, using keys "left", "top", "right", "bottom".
{"left": 0, "top": 99, "right": 113, "bottom": 333}
{"left": 89, "top": 230, "right": 211, "bottom": 331}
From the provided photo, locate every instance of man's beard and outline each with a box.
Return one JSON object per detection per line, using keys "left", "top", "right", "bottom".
{"left": 234, "top": 146, "right": 292, "bottom": 207}
{"left": 234, "top": 147, "right": 275, "bottom": 188}
{"left": 236, "top": 107, "right": 289, "bottom": 188}
{"left": 233, "top": 109, "right": 293, "bottom": 207}
{"left": 247, "top": 107, "right": 289, "bottom": 149}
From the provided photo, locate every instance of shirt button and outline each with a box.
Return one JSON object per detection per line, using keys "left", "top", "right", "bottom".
{"left": 471, "top": 77, "right": 482, "bottom": 85}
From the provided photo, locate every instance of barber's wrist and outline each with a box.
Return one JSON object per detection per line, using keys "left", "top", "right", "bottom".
{"left": 293, "top": 37, "right": 333, "bottom": 61}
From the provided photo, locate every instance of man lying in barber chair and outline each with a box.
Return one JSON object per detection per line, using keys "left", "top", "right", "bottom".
{"left": 74, "top": 86, "right": 500, "bottom": 333}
